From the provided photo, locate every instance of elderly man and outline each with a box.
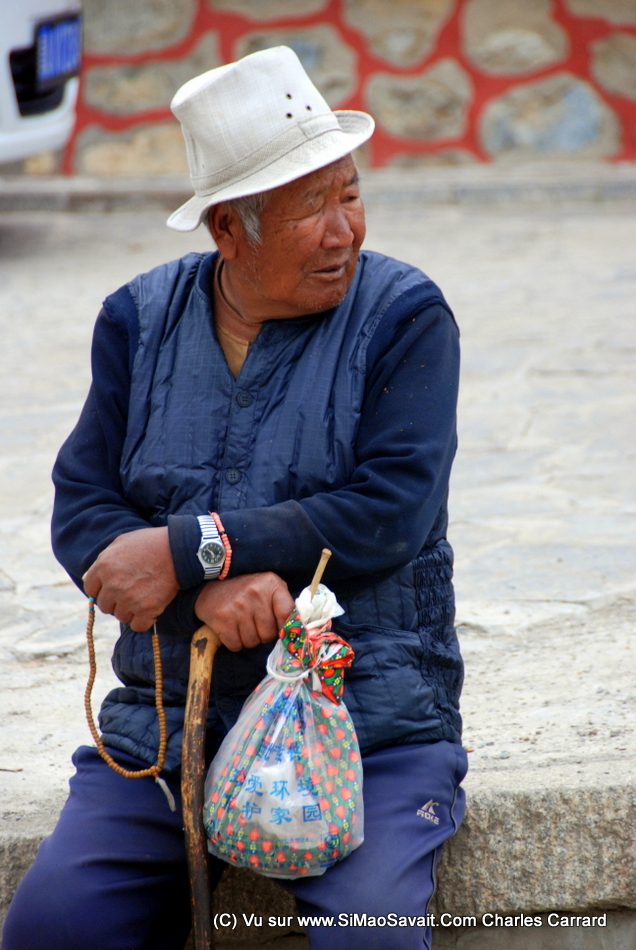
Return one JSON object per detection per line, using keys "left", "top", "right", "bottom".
{"left": 2, "top": 48, "right": 466, "bottom": 950}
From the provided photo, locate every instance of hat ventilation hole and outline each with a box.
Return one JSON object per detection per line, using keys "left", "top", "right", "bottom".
{"left": 285, "top": 93, "right": 292, "bottom": 99}
{"left": 286, "top": 113, "right": 292, "bottom": 118}
{"left": 306, "top": 105, "right": 312, "bottom": 111}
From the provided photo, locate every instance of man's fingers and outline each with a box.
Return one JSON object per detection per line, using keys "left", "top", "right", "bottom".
{"left": 95, "top": 590, "right": 116, "bottom": 617}
{"left": 194, "top": 572, "right": 294, "bottom": 651}
{"left": 219, "top": 627, "right": 244, "bottom": 652}
{"left": 254, "top": 611, "right": 279, "bottom": 645}
{"left": 237, "top": 619, "right": 262, "bottom": 651}
{"left": 128, "top": 614, "right": 157, "bottom": 632}
{"left": 79, "top": 527, "right": 180, "bottom": 627}
{"left": 82, "top": 566, "right": 100, "bottom": 600}
{"left": 92, "top": 589, "right": 157, "bottom": 632}
{"left": 113, "top": 607, "right": 134, "bottom": 626}
{"left": 272, "top": 586, "right": 295, "bottom": 629}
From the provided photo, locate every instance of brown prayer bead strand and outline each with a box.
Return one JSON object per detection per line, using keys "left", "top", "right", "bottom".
{"left": 84, "top": 598, "right": 168, "bottom": 779}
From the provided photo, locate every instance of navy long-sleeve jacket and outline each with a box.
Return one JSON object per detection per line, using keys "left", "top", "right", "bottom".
{"left": 52, "top": 249, "right": 463, "bottom": 768}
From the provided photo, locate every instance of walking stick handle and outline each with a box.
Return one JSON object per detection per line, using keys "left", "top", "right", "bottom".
{"left": 182, "top": 625, "right": 222, "bottom": 950}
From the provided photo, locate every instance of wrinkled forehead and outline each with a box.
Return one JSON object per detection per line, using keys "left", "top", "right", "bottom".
{"left": 266, "top": 154, "right": 359, "bottom": 211}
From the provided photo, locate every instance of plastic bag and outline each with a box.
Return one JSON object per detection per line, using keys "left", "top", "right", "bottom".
{"left": 203, "top": 585, "right": 364, "bottom": 879}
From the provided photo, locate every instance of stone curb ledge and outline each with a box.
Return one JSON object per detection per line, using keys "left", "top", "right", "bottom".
{"left": 1, "top": 163, "right": 636, "bottom": 213}
{"left": 2, "top": 776, "right": 635, "bottom": 943}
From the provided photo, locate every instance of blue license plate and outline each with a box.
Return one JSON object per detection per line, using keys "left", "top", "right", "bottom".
{"left": 37, "top": 16, "right": 82, "bottom": 87}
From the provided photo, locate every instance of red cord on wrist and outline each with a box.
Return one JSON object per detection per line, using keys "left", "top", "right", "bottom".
{"left": 210, "top": 512, "right": 232, "bottom": 580}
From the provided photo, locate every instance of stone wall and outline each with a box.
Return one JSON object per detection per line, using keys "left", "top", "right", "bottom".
{"left": 60, "top": 0, "right": 636, "bottom": 172}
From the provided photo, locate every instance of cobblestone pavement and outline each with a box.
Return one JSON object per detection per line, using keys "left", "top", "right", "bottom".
{"left": 0, "top": 194, "right": 634, "bottom": 833}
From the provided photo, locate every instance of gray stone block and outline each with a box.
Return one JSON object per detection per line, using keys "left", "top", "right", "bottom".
{"left": 344, "top": 0, "right": 455, "bottom": 67}
{"left": 564, "top": 0, "right": 636, "bottom": 26}
{"left": 434, "top": 911, "right": 636, "bottom": 950}
{"left": 591, "top": 32, "right": 636, "bottom": 102}
{"left": 0, "top": 807, "right": 64, "bottom": 931}
{"left": 195, "top": 911, "right": 636, "bottom": 948}
{"left": 213, "top": 868, "right": 299, "bottom": 942}
{"left": 4, "top": 777, "right": 634, "bottom": 943}
{"left": 83, "top": 0, "right": 196, "bottom": 56}
{"left": 75, "top": 124, "right": 189, "bottom": 177}
{"left": 431, "top": 781, "right": 636, "bottom": 918}
{"left": 207, "top": 0, "right": 327, "bottom": 19}
{"left": 388, "top": 149, "right": 478, "bottom": 167}
{"left": 367, "top": 60, "right": 473, "bottom": 141}
{"left": 462, "top": 0, "right": 568, "bottom": 74}
{"left": 84, "top": 33, "right": 220, "bottom": 115}
{"left": 196, "top": 766, "right": 636, "bottom": 941}
{"left": 480, "top": 73, "right": 620, "bottom": 161}
{"left": 0, "top": 836, "right": 40, "bottom": 929}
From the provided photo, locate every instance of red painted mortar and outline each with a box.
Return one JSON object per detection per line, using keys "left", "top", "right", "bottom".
{"left": 63, "top": 0, "right": 636, "bottom": 173}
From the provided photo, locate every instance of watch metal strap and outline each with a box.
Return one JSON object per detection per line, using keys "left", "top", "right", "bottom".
{"left": 197, "top": 514, "right": 223, "bottom": 579}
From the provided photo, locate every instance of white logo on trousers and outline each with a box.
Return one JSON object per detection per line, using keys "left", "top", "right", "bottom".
{"left": 416, "top": 799, "right": 440, "bottom": 825}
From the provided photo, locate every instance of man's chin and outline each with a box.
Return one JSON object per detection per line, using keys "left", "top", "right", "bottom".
{"left": 299, "top": 287, "right": 351, "bottom": 315}
{"left": 300, "top": 267, "right": 357, "bottom": 313}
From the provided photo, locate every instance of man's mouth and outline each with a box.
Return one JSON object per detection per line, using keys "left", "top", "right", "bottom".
{"left": 313, "top": 259, "right": 350, "bottom": 277}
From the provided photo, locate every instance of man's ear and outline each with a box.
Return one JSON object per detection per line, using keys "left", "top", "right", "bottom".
{"left": 207, "top": 203, "right": 240, "bottom": 260}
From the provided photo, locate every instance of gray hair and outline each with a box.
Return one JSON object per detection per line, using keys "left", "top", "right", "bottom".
{"left": 226, "top": 191, "right": 271, "bottom": 244}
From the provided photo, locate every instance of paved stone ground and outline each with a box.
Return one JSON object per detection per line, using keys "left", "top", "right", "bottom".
{"left": 0, "top": 184, "right": 635, "bottom": 946}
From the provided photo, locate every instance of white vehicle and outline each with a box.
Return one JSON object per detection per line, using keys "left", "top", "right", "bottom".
{"left": 1, "top": 0, "right": 81, "bottom": 164}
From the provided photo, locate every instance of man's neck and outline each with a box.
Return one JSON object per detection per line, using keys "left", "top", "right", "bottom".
{"left": 215, "top": 259, "right": 262, "bottom": 343}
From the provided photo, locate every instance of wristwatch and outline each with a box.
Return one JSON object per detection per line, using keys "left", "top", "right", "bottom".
{"left": 196, "top": 515, "right": 226, "bottom": 579}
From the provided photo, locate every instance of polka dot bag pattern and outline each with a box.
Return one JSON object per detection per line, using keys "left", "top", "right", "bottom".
{"left": 203, "top": 607, "right": 364, "bottom": 878}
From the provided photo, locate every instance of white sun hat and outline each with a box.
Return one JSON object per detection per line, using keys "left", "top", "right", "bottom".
{"left": 166, "top": 46, "right": 374, "bottom": 232}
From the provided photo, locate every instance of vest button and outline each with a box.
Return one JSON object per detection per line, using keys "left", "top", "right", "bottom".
{"left": 225, "top": 468, "right": 242, "bottom": 484}
{"left": 236, "top": 391, "right": 253, "bottom": 408}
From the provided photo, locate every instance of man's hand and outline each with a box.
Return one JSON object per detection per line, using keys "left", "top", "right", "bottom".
{"left": 82, "top": 527, "right": 179, "bottom": 632}
{"left": 195, "top": 572, "right": 294, "bottom": 652}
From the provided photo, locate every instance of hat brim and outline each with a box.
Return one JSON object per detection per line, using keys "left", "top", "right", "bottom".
{"left": 166, "top": 111, "right": 374, "bottom": 232}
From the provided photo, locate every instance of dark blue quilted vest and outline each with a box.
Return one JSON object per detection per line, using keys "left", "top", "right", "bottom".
{"left": 99, "top": 250, "right": 463, "bottom": 770}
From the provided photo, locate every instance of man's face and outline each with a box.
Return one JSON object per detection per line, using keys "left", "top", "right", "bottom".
{"left": 236, "top": 155, "right": 366, "bottom": 318}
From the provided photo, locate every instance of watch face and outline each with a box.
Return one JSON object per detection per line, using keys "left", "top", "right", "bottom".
{"left": 200, "top": 541, "right": 225, "bottom": 567}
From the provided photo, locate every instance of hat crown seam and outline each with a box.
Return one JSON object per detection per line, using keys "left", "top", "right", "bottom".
{"left": 189, "top": 113, "right": 341, "bottom": 188}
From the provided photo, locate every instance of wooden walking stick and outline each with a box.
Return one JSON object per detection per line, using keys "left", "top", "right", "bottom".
{"left": 182, "top": 625, "right": 222, "bottom": 950}
{"left": 180, "top": 549, "right": 331, "bottom": 949}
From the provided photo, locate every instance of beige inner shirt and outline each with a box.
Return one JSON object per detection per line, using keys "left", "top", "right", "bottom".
{"left": 213, "top": 258, "right": 259, "bottom": 378}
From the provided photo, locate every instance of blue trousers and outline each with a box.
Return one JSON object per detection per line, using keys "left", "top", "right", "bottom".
{"left": 2, "top": 741, "right": 466, "bottom": 950}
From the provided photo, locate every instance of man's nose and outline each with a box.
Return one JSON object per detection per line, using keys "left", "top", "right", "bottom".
{"left": 321, "top": 205, "right": 354, "bottom": 248}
